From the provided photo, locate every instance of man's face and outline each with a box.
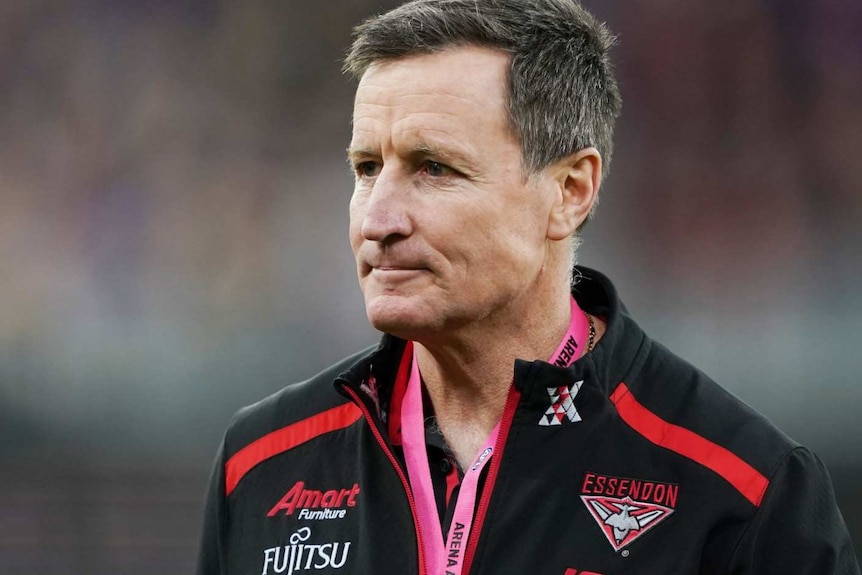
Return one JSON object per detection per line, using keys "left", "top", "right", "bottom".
{"left": 348, "top": 46, "right": 558, "bottom": 339}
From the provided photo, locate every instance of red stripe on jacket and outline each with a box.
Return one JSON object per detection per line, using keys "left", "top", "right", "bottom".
{"left": 610, "top": 383, "right": 769, "bottom": 506}
{"left": 225, "top": 402, "right": 362, "bottom": 496}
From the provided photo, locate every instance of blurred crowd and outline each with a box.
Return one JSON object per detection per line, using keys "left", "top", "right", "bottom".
{"left": 0, "top": 1, "right": 859, "bottom": 572}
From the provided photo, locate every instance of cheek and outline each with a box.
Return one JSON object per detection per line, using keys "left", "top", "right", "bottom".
{"left": 348, "top": 193, "right": 366, "bottom": 250}
{"left": 488, "top": 213, "right": 548, "bottom": 270}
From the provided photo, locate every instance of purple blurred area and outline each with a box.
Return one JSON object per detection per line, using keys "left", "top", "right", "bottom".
{"left": 0, "top": 0, "right": 859, "bottom": 571}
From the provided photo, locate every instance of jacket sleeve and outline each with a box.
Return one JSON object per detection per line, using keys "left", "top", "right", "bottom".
{"left": 727, "top": 446, "right": 860, "bottom": 574}
{"left": 196, "top": 442, "right": 228, "bottom": 575}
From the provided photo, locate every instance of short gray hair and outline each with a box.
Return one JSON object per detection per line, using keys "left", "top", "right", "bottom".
{"left": 344, "top": 0, "right": 622, "bottom": 178}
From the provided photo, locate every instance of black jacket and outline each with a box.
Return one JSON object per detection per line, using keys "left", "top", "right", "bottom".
{"left": 196, "top": 268, "right": 859, "bottom": 575}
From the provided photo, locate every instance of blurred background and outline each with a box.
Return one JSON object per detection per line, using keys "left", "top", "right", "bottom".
{"left": 0, "top": 0, "right": 859, "bottom": 572}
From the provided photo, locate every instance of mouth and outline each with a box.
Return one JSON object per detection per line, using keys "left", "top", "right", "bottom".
{"left": 366, "top": 266, "right": 430, "bottom": 283}
{"left": 376, "top": 265, "right": 422, "bottom": 271}
{"left": 371, "top": 266, "right": 427, "bottom": 275}
{"left": 357, "top": 248, "right": 431, "bottom": 279}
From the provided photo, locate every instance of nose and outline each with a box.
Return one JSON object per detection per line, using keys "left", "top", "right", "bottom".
{"left": 359, "top": 167, "right": 413, "bottom": 243}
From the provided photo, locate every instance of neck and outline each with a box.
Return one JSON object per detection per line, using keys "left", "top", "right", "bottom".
{"left": 412, "top": 280, "right": 573, "bottom": 468}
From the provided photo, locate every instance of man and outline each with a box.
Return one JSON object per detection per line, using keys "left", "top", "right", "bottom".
{"left": 197, "top": 1, "right": 859, "bottom": 573}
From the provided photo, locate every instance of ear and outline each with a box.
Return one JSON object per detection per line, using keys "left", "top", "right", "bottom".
{"left": 546, "top": 147, "right": 602, "bottom": 241}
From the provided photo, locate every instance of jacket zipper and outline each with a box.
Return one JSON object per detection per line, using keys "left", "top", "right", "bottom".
{"left": 461, "top": 383, "right": 522, "bottom": 575}
{"left": 340, "top": 384, "right": 428, "bottom": 575}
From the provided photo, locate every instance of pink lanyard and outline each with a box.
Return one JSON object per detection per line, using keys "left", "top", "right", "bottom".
{"left": 401, "top": 297, "right": 590, "bottom": 575}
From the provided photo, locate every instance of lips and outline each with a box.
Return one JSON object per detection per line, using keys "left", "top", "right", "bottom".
{"left": 368, "top": 266, "right": 428, "bottom": 280}
{"left": 374, "top": 265, "right": 424, "bottom": 272}
{"left": 359, "top": 247, "right": 431, "bottom": 276}
{"left": 362, "top": 261, "right": 432, "bottom": 285}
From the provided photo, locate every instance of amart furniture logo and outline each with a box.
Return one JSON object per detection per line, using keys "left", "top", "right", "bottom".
{"left": 267, "top": 480, "right": 361, "bottom": 520}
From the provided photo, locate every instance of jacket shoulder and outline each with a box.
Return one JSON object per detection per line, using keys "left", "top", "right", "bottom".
{"left": 222, "top": 345, "right": 376, "bottom": 458}
{"left": 622, "top": 346, "right": 859, "bottom": 572}
{"left": 621, "top": 337, "right": 798, "bottom": 485}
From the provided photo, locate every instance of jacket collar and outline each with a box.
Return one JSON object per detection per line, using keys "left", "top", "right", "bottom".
{"left": 336, "top": 266, "right": 648, "bottom": 424}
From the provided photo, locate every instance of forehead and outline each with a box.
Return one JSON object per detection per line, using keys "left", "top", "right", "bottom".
{"left": 358, "top": 44, "right": 510, "bottom": 90}
{"left": 351, "top": 46, "right": 515, "bottom": 152}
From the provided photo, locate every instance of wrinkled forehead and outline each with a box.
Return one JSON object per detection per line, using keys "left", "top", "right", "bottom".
{"left": 353, "top": 46, "right": 510, "bottom": 115}
{"left": 350, "top": 47, "right": 514, "bottom": 149}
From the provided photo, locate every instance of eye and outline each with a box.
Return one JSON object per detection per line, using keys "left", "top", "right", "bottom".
{"left": 355, "top": 161, "right": 380, "bottom": 178}
{"left": 424, "top": 161, "right": 452, "bottom": 177}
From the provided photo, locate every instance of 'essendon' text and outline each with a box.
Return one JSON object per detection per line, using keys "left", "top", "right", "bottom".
{"left": 581, "top": 472, "right": 678, "bottom": 508}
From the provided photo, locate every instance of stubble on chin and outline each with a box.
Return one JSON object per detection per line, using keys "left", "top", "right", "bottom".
{"left": 364, "top": 292, "right": 411, "bottom": 334}
{"left": 362, "top": 289, "right": 443, "bottom": 340}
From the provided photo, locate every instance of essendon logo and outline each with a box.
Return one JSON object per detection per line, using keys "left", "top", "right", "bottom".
{"left": 581, "top": 473, "right": 678, "bottom": 507}
{"left": 580, "top": 473, "right": 677, "bottom": 551}
{"left": 268, "top": 481, "right": 360, "bottom": 520}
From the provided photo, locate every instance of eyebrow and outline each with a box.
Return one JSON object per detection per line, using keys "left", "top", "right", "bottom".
{"left": 346, "top": 146, "right": 375, "bottom": 165}
{"left": 417, "top": 138, "right": 479, "bottom": 161}
{"left": 346, "top": 142, "right": 470, "bottom": 165}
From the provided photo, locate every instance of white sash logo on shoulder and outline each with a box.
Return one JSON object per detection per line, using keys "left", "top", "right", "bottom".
{"left": 539, "top": 381, "right": 584, "bottom": 426}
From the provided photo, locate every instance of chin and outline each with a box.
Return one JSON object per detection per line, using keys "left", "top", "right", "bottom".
{"left": 364, "top": 294, "right": 439, "bottom": 339}
{"left": 366, "top": 308, "right": 423, "bottom": 338}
